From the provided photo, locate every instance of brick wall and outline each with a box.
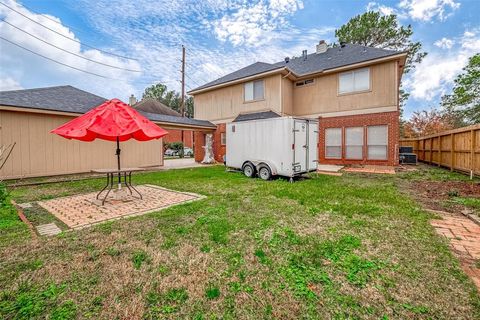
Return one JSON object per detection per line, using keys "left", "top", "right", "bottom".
{"left": 194, "top": 124, "right": 226, "bottom": 163}
{"left": 164, "top": 130, "right": 193, "bottom": 148}
{"left": 318, "top": 111, "right": 399, "bottom": 166}
{"left": 194, "top": 111, "right": 399, "bottom": 166}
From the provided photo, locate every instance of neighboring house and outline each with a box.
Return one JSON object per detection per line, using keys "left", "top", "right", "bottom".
{"left": 130, "top": 97, "right": 194, "bottom": 148}
{"left": 0, "top": 86, "right": 215, "bottom": 179}
{"left": 188, "top": 42, "right": 407, "bottom": 166}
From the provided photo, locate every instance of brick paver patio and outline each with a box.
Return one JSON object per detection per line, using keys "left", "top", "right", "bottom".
{"left": 431, "top": 213, "right": 480, "bottom": 291}
{"left": 38, "top": 185, "right": 203, "bottom": 229}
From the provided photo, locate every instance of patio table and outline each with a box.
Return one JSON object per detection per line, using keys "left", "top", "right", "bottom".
{"left": 91, "top": 168, "right": 145, "bottom": 205}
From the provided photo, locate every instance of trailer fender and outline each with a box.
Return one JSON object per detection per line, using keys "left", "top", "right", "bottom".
{"left": 254, "top": 161, "right": 278, "bottom": 176}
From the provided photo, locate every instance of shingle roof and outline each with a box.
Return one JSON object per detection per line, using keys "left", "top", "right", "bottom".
{"left": 0, "top": 85, "right": 107, "bottom": 113}
{"left": 233, "top": 111, "right": 281, "bottom": 122}
{"left": 133, "top": 98, "right": 181, "bottom": 116}
{"left": 190, "top": 44, "right": 404, "bottom": 92}
{"left": 0, "top": 85, "right": 216, "bottom": 128}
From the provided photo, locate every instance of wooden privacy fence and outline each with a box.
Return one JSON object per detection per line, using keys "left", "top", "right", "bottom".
{"left": 399, "top": 124, "right": 480, "bottom": 177}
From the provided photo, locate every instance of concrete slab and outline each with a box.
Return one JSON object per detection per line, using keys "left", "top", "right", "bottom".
{"left": 317, "top": 164, "right": 344, "bottom": 172}
{"left": 36, "top": 223, "right": 62, "bottom": 236}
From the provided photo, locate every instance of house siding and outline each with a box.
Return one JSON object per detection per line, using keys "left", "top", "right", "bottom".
{"left": 292, "top": 61, "right": 398, "bottom": 116}
{"left": 194, "top": 74, "right": 282, "bottom": 122}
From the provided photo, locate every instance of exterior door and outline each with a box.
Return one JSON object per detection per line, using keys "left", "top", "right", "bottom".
{"left": 293, "top": 120, "right": 308, "bottom": 172}
{"left": 307, "top": 121, "right": 318, "bottom": 170}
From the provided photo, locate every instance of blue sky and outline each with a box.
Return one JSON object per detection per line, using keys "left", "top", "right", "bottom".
{"left": 0, "top": 0, "right": 479, "bottom": 118}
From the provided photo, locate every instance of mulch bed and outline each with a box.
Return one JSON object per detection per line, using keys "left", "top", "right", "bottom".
{"left": 409, "top": 180, "right": 480, "bottom": 213}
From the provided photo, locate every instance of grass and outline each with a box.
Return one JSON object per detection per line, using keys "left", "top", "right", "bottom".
{"left": 0, "top": 165, "right": 479, "bottom": 319}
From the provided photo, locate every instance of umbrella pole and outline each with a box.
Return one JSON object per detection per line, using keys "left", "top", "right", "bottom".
{"left": 116, "top": 137, "right": 121, "bottom": 189}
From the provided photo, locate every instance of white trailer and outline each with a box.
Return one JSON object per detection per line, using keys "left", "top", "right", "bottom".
{"left": 226, "top": 117, "right": 318, "bottom": 180}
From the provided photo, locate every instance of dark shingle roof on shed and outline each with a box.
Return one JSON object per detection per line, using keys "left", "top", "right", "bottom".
{"left": 190, "top": 44, "right": 404, "bottom": 92}
{"left": 233, "top": 111, "right": 281, "bottom": 122}
{"left": 0, "top": 85, "right": 216, "bottom": 128}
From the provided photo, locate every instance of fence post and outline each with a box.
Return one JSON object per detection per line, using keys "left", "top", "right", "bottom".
{"left": 450, "top": 133, "right": 454, "bottom": 171}
{"left": 471, "top": 129, "right": 475, "bottom": 179}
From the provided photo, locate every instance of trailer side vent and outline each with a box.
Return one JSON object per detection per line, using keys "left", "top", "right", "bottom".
{"left": 232, "top": 125, "right": 235, "bottom": 132}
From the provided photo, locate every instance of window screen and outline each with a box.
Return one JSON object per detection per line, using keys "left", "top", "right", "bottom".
{"left": 339, "top": 68, "right": 370, "bottom": 94}
{"left": 244, "top": 82, "right": 253, "bottom": 101}
{"left": 345, "top": 127, "right": 363, "bottom": 159}
{"left": 367, "top": 125, "right": 388, "bottom": 160}
{"left": 244, "top": 80, "right": 264, "bottom": 101}
{"left": 253, "top": 80, "right": 264, "bottom": 100}
{"left": 325, "top": 128, "right": 342, "bottom": 159}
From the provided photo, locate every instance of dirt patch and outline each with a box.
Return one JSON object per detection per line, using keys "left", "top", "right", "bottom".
{"left": 409, "top": 180, "right": 480, "bottom": 213}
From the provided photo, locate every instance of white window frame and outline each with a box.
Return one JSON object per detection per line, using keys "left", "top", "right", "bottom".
{"left": 325, "top": 128, "right": 342, "bottom": 159}
{"left": 367, "top": 125, "right": 388, "bottom": 160}
{"left": 345, "top": 127, "right": 364, "bottom": 160}
{"left": 338, "top": 67, "right": 370, "bottom": 94}
{"left": 244, "top": 79, "right": 264, "bottom": 102}
{"left": 221, "top": 132, "right": 226, "bottom": 145}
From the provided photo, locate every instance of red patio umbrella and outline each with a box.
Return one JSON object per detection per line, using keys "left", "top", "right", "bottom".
{"left": 51, "top": 98, "right": 168, "bottom": 183}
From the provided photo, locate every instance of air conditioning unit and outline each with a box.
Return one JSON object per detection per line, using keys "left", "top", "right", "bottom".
{"left": 399, "top": 153, "right": 417, "bottom": 165}
{"left": 399, "top": 146, "right": 413, "bottom": 154}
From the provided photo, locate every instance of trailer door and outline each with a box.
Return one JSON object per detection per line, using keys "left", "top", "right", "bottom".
{"left": 307, "top": 121, "right": 318, "bottom": 171}
{"left": 293, "top": 120, "right": 308, "bottom": 173}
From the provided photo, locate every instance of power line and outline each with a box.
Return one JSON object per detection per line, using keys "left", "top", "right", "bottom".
{"left": 184, "top": 73, "right": 202, "bottom": 87}
{"left": 1, "top": 19, "right": 142, "bottom": 73}
{"left": 17, "top": 2, "right": 90, "bottom": 36}
{"left": 1, "top": 35, "right": 181, "bottom": 87}
{"left": 0, "top": 36, "right": 117, "bottom": 79}
{"left": 0, "top": 1, "right": 137, "bottom": 61}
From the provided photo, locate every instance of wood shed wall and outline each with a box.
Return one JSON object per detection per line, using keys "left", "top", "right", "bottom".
{"left": 0, "top": 110, "right": 163, "bottom": 179}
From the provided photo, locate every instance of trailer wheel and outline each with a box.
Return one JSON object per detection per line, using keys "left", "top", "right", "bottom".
{"left": 258, "top": 165, "right": 272, "bottom": 181}
{"left": 242, "top": 163, "right": 255, "bottom": 178}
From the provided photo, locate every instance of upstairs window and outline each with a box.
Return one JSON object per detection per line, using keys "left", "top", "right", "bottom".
{"left": 244, "top": 80, "right": 264, "bottom": 102}
{"left": 338, "top": 68, "right": 370, "bottom": 94}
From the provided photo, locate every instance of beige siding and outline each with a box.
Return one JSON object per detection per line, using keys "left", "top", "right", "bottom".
{"left": 281, "top": 77, "right": 293, "bottom": 115}
{"left": 292, "top": 61, "right": 397, "bottom": 116}
{"left": 0, "top": 110, "right": 163, "bottom": 179}
{"left": 194, "top": 74, "right": 282, "bottom": 122}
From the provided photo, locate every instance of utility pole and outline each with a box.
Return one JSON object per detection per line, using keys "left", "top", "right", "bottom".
{"left": 181, "top": 45, "right": 185, "bottom": 117}
{"left": 180, "top": 45, "right": 186, "bottom": 156}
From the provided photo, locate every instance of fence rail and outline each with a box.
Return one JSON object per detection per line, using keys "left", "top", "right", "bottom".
{"left": 399, "top": 124, "right": 480, "bottom": 177}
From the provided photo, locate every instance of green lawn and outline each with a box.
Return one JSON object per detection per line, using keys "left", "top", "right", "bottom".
{"left": 1, "top": 166, "right": 479, "bottom": 319}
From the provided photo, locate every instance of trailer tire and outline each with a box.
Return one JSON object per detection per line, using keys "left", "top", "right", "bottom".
{"left": 242, "top": 163, "right": 255, "bottom": 178}
{"left": 258, "top": 165, "right": 272, "bottom": 181}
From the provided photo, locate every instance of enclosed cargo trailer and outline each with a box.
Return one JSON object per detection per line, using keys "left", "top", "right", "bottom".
{"left": 226, "top": 117, "right": 318, "bottom": 180}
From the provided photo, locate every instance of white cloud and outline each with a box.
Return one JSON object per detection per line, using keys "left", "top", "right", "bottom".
{"left": 210, "top": 0, "right": 304, "bottom": 47}
{"left": 405, "top": 29, "right": 480, "bottom": 101}
{"left": 434, "top": 37, "right": 454, "bottom": 49}
{"left": 366, "top": 2, "right": 398, "bottom": 16}
{"left": 0, "top": 77, "right": 22, "bottom": 90}
{"left": 0, "top": 0, "right": 140, "bottom": 98}
{"left": 398, "top": 0, "right": 460, "bottom": 21}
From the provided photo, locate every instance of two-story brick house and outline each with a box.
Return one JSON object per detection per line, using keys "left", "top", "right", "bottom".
{"left": 188, "top": 42, "right": 407, "bottom": 166}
